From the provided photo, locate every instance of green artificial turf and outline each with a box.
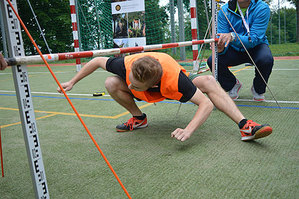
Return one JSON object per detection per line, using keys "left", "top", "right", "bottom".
{"left": 0, "top": 59, "right": 298, "bottom": 198}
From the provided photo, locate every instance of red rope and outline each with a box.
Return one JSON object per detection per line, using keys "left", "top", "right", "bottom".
{"left": 6, "top": 0, "right": 131, "bottom": 198}
{"left": 0, "top": 127, "right": 4, "bottom": 177}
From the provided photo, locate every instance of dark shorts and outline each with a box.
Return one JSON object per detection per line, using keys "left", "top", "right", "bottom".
{"left": 106, "top": 57, "right": 126, "bottom": 80}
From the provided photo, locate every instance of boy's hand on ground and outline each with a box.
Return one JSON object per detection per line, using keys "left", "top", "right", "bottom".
{"left": 171, "top": 128, "right": 193, "bottom": 142}
{"left": 57, "top": 81, "right": 73, "bottom": 93}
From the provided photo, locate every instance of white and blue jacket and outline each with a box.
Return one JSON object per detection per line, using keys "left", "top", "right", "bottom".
{"left": 218, "top": 0, "right": 270, "bottom": 53}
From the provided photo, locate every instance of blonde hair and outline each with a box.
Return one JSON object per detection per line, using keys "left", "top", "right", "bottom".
{"left": 131, "top": 56, "right": 163, "bottom": 86}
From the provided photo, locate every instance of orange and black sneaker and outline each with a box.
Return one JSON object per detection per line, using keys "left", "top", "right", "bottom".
{"left": 116, "top": 113, "right": 148, "bottom": 132}
{"left": 240, "top": 120, "right": 272, "bottom": 141}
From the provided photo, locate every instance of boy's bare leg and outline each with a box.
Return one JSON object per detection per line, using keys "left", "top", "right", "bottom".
{"left": 192, "top": 75, "right": 244, "bottom": 124}
{"left": 105, "top": 76, "right": 143, "bottom": 116}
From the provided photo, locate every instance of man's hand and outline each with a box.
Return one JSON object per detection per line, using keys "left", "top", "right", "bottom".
{"left": 0, "top": 53, "right": 8, "bottom": 70}
{"left": 57, "top": 81, "right": 74, "bottom": 93}
{"left": 217, "top": 33, "right": 234, "bottom": 52}
{"left": 171, "top": 128, "right": 193, "bottom": 142}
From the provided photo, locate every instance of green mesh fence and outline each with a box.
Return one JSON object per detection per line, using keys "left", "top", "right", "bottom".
{"left": 76, "top": 0, "right": 113, "bottom": 51}
{"left": 0, "top": 1, "right": 296, "bottom": 58}
{"left": 76, "top": 0, "right": 195, "bottom": 52}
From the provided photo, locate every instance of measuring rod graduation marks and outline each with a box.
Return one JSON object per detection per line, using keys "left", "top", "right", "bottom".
{"left": 1, "top": 0, "right": 49, "bottom": 198}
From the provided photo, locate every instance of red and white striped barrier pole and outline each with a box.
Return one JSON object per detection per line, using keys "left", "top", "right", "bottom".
{"left": 190, "top": 0, "right": 199, "bottom": 71}
{"left": 6, "top": 39, "right": 218, "bottom": 66}
{"left": 69, "top": 0, "right": 81, "bottom": 72}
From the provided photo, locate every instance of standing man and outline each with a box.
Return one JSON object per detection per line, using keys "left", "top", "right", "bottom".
{"left": 207, "top": 0, "right": 273, "bottom": 101}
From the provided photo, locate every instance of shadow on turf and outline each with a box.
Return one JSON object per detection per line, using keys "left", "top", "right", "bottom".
{"left": 113, "top": 119, "right": 208, "bottom": 150}
{"left": 243, "top": 139, "right": 272, "bottom": 149}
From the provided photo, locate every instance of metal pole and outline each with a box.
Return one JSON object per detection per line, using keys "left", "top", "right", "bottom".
{"left": 0, "top": 127, "right": 4, "bottom": 177}
{"left": 178, "top": 0, "right": 186, "bottom": 60}
{"left": 278, "top": 0, "right": 281, "bottom": 44}
{"left": 94, "top": 0, "right": 102, "bottom": 48}
{"left": 297, "top": 4, "right": 299, "bottom": 42}
{"left": 284, "top": 6, "right": 286, "bottom": 43}
{"left": 297, "top": 2, "right": 299, "bottom": 42}
{"left": 203, "top": 0, "right": 210, "bottom": 32}
{"left": 270, "top": 13, "right": 273, "bottom": 45}
{"left": 170, "top": 0, "right": 176, "bottom": 55}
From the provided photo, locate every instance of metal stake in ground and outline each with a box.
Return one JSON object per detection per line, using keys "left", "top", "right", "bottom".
{"left": 0, "top": 127, "right": 4, "bottom": 177}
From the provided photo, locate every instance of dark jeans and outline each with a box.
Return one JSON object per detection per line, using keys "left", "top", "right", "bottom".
{"left": 207, "top": 43, "right": 274, "bottom": 94}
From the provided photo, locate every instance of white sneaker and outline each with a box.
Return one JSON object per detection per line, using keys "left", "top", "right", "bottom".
{"left": 251, "top": 86, "right": 265, "bottom": 101}
{"left": 228, "top": 79, "right": 242, "bottom": 100}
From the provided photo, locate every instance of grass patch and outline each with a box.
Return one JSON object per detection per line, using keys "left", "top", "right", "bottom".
{"left": 269, "top": 42, "right": 299, "bottom": 56}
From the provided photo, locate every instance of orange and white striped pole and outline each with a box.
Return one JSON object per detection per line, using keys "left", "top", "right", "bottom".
{"left": 70, "top": 0, "right": 81, "bottom": 72}
{"left": 190, "top": 0, "right": 199, "bottom": 71}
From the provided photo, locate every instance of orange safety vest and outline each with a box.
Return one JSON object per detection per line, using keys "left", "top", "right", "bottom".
{"left": 124, "top": 52, "right": 189, "bottom": 103}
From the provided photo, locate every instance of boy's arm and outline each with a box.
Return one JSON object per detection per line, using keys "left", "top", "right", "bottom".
{"left": 171, "top": 88, "right": 214, "bottom": 142}
{"left": 57, "top": 57, "right": 109, "bottom": 93}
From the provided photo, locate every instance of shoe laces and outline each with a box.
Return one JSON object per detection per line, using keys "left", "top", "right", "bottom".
{"left": 124, "top": 117, "right": 137, "bottom": 131}
{"left": 243, "top": 120, "right": 258, "bottom": 129}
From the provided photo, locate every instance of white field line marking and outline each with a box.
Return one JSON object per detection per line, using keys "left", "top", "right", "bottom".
{"left": 229, "top": 68, "right": 299, "bottom": 71}
{"left": 235, "top": 99, "right": 299, "bottom": 104}
{"left": 0, "top": 90, "right": 110, "bottom": 97}
{"left": 0, "top": 71, "right": 69, "bottom": 75}
{"left": 1, "top": 90, "right": 298, "bottom": 104}
{"left": 185, "top": 68, "right": 299, "bottom": 72}
{"left": 0, "top": 70, "right": 107, "bottom": 75}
